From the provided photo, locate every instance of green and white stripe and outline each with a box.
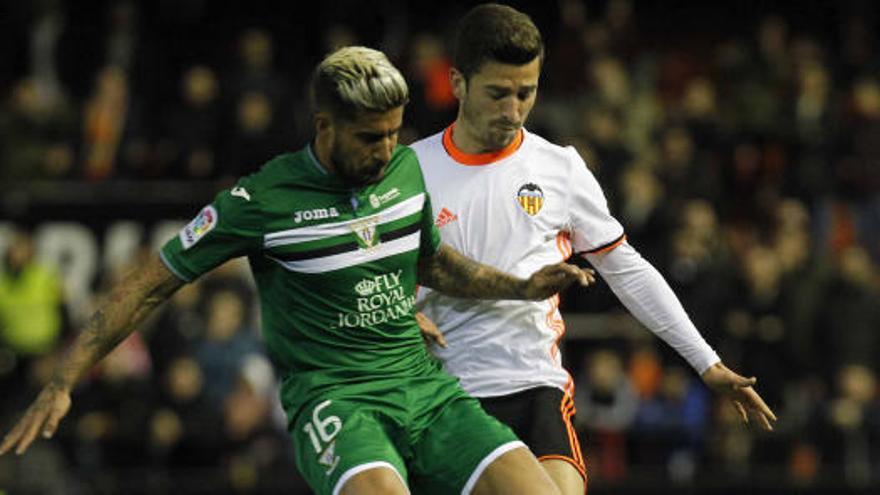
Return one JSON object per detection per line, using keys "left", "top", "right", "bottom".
{"left": 264, "top": 193, "right": 425, "bottom": 273}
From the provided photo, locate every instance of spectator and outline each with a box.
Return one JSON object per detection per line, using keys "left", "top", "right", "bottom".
{"left": 158, "top": 65, "right": 223, "bottom": 179}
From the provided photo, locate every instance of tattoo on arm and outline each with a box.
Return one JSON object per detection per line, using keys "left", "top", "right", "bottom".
{"left": 49, "top": 254, "right": 184, "bottom": 392}
{"left": 418, "top": 244, "right": 526, "bottom": 299}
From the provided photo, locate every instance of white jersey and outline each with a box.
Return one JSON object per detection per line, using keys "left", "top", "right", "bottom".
{"left": 412, "top": 126, "right": 625, "bottom": 397}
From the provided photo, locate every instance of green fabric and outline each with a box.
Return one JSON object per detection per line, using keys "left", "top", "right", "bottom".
{"left": 160, "top": 144, "right": 442, "bottom": 416}
{"left": 289, "top": 369, "right": 518, "bottom": 495}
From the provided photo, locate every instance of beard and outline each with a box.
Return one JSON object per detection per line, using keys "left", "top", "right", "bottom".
{"left": 461, "top": 101, "right": 519, "bottom": 151}
{"left": 330, "top": 144, "right": 385, "bottom": 187}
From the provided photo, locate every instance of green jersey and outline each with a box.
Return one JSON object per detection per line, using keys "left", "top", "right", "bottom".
{"left": 160, "top": 144, "right": 442, "bottom": 416}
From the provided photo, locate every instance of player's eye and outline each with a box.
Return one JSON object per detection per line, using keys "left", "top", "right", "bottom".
{"left": 487, "top": 89, "right": 508, "bottom": 100}
{"left": 517, "top": 88, "right": 536, "bottom": 100}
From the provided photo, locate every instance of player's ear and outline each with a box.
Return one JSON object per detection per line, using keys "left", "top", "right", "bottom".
{"left": 314, "top": 111, "right": 334, "bottom": 136}
{"left": 450, "top": 68, "right": 466, "bottom": 101}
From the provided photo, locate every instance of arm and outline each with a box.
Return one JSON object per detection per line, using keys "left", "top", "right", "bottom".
{"left": 585, "top": 242, "right": 777, "bottom": 430}
{"left": 418, "top": 243, "right": 594, "bottom": 300}
{"left": 0, "top": 254, "right": 185, "bottom": 455}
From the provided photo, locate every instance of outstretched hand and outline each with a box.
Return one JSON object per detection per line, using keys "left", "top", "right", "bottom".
{"left": 0, "top": 384, "right": 72, "bottom": 456}
{"left": 701, "top": 362, "right": 777, "bottom": 431}
{"left": 523, "top": 263, "right": 595, "bottom": 300}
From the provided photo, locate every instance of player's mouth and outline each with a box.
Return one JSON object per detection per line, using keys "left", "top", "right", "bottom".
{"left": 493, "top": 121, "right": 521, "bottom": 131}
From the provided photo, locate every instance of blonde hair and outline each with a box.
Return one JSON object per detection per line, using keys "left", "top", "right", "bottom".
{"left": 311, "top": 46, "right": 409, "bottom": 119}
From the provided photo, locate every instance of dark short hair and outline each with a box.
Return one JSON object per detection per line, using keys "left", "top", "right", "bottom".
{"left": 453, "top": 3, "right": 544, "bottom": 80}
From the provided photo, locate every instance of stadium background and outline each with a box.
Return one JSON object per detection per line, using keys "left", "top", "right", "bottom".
{"left": 1, "top": 0, "right": 879, "bottom": 493}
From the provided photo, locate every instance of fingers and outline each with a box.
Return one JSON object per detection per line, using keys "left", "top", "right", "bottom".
{"left": 566, "top": 265, "right": 595, "bottom": 286}
{"left": 0, "top": 390, "right": 71, "bottom": 457}
{"left": 42, "top": 400, "right": 70, "bottom": 439}
{"left": 17, "top": 413, "right": 46, "bottom": 455}
{"left": 733, "top": 401, "right": 748, "bottom": 423}
{"left": 742, "top": 386, "right": 777, "bottom": 424}
{"left": 0, "top": 421, "right": 25, "bottom": 455}
{"left": 0, "top": 410, "right": 46, "bottom": 456}
{"left": 730, "top": 387, "right": 776, "bottom": 432}
{"left": 542, "top": 264, "right": 596, "bottom": 290}
{"left": 754, "top": 411, "right": 774, "bottom": 431}
{"left": 415, "top": 312, "right": 447, "bottom": 348}
{"left": 580, "top": 268, "right": 596, "bottom": 286}
{"left": 732, "top": 374, "right": 757, "bottom": 389}
{"left": 415, "top": 312, "right": 430, "bottom": 328}
{"left": 429, "top": 328, "right": 448, "bottom": 348}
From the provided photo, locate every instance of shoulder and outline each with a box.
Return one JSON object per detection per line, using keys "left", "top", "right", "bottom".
{"left": 409, "top": 130, "right": 445, "bottom": 157}
{"left": 384, "top": 145, "right": 428, "bottom": 188}
{"left": 523, "top": 129, "right": 586, "bottom": 168}
{"left": 212, "top": 151, "right": 302, "bottom": 219}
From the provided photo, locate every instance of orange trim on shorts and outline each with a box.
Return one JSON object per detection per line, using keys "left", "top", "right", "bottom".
{"left": 538, "top": 454, "right": 587, "bottom": 483}
{"left": 560, "top": 378, "right": 587, "bottom": 484}
{"left": 441, "top": 124, "right": 524, "bottom": 165}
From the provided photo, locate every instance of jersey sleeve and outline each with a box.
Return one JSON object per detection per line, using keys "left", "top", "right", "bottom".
{"left": 565, "top": 147, "right": 626, "bottom": 255}
{"left": 160, "top": 181, "right": 264, "bottom": 282}
{"left": 420, "top": 192, "right": 442, "bottom": 257}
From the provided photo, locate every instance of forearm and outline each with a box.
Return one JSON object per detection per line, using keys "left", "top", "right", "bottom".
{"left": 49, "top": 255, "right": 182, "bottom": 392}
{"left": 586, "top": 242, "right": 720, "bottom": 374}
{"left": 418, "top": 244, "right": 529, "bottom": 299}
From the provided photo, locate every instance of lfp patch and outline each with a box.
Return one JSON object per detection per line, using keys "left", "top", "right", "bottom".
{"left": 180, "top": 205, "right": 218, "bottom": 249}
{"left": 517, "top": 183, "right": 544, "bottom": 216}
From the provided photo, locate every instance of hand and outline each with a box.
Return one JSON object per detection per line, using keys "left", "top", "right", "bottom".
{"left": 0, "top": 384, "right": 72, "bottom": 456}
{"left": 701, "top": 362, "right": 777, "bottom": 431}
{"left": 416, "top": 312, "right": 447, "bottom": 348}
{"left": 523, "top": 263, "right": 595, "bottom": 300}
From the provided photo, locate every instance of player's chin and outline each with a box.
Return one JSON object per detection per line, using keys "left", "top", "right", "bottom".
{"left": 489, "top": 129, "right": 518, "bottom": 147}
{"left": 363, "top": 170, "right": 385, "bottom": 184}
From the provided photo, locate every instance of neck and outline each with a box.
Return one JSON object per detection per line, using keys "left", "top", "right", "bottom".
{"left": 451, "top": 116, "right": 491, "bottom": 154}
{"left": 312, "top": 133, "right": 336, "bottom": 173}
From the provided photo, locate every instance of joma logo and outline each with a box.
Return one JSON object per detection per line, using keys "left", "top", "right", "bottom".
{"left": 294, "top": 207, "right": 340, "bottom": 223}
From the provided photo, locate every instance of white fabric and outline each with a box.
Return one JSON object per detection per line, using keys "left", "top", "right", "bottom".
{"left": 461, "top": 441, "right": 526, "bottom": 495}
{"left": 585, "top": 242, "right": 720, "bottom": 374}
{"left": 267, "top": 231, "right": 420, "bottom": 273}
{"left": 264, "top": 193, "right": 425, "bottom": 247}
{"left": 332, "top": 461, "right": 409, "bottom": 495}
{"left": 412, "top": 128, "right": 624, "bottom": 397}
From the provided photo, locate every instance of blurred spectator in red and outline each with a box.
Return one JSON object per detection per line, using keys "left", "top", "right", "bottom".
{"left": 406, "top": 33, "right": 457, "bottom": 136}
{"left": 80, "top": 66, "right": 151, "bottom": 180}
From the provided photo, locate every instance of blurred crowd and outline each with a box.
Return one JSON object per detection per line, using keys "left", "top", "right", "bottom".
{"left": 1, "top": 0, "right": 879, "bottom": 493}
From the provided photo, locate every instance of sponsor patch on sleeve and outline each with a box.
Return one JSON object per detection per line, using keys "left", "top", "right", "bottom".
{"left": 180, "top": 205, "right": 218, "bottom": 249}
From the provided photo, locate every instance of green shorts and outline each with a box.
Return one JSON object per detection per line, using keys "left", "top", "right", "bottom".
{"left": 289, "top": 372, "right": 522, "bottom": 495}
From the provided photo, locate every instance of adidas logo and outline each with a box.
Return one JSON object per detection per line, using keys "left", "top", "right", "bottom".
{"left": 435, "top": 207, "right": 458, "bottom": 228}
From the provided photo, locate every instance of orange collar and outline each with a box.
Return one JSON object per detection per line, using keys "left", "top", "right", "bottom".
{"left": 442, "top": 123, "right": 523, "bottom": 166}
